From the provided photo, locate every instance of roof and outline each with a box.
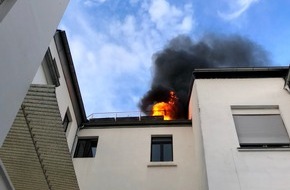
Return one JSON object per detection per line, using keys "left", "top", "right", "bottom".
{"left": 54, "top": 30, "right": 88, "bottom": 125}
{"left": 0, "top": 85, "right": 79, "bottom": 190}
{"left": 193, "top": 67, "right": 289, "bottom": 79}
{"left": 186, "top": 66, "right": 290, "bottom": 111}
{"left": 84, "top": 116, "right": 191, "bottom": 128}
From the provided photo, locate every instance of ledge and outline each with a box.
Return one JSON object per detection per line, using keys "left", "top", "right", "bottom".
{"left": 147, "top": 162, "right": 177, "bottom": 167}
{"left": 237, "top": 147, "right": 290, "bottom": 152}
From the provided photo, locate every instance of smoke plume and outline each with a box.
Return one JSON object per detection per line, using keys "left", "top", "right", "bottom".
{"left": 139, "top": 33, "right": 270, "bottom": 119}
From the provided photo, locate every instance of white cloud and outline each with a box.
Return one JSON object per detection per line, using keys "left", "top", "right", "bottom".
{"left": 147, "top": 0, "right": 194, "bottom": 34}
{"left": 218, "top": 0, "right": 259, "bottom": 21}
{"left": 84, "top": 0, "right": 107, "bottom": 7}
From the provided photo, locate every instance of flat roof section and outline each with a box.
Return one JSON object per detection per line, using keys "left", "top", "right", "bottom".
{"left": 84, "top": 116, "right": 191, "bottom": 128}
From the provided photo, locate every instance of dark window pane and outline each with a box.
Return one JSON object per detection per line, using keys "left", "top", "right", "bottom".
{"left": 74, "top": 138, "right": 98, "bottom": 158}
{"left": 62, "top": 114, "right": 70, "bottom": 132}
{"left": 163, "top": 144, "right": 173, "bottom": 161}
{"left": 74, "top": 140, "right": 86, "bottom": 158}
{"left": 151, "top": 136, "right": 173, "bottom": 162}
{"left": 90, "top": 141, "right": 98, "bottom": 157}
{"left": 152, "top": 137, "right": 172, "bottom": 143}
{"left": 151, "top": 144, "right": 161, "bottom": 161}
{"left": 91, "top": 146, "right": 97, "bottom": 157}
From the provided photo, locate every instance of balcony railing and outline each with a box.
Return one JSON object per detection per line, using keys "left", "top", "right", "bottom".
{"left": 86, "top": 111, "right": 169, "bottom": 122}
{"left": 87, "top": 111, "right": 149, "bottom": 120}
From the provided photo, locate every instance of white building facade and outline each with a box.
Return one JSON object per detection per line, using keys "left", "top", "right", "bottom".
{"left": 74, "top": 119, "right": 195, "bottom": 190}
{"left": 73, "top": 67, "right": 290, "bottom": 190}
{"left": 32, "top": 30, "right": 87, "bottom": 150}
{"left": 190, "top": 68, "right": 290, "bottom": 190}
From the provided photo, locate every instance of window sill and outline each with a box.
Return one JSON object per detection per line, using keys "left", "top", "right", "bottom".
{"left": 237, "top": 147, "right": 290, "bottom": 152}
{"left": 147, "top": 162, "right": 177, "bottom": 167}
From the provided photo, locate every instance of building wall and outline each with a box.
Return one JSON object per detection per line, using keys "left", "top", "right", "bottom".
{"left": 32, "top": 39, "right": 79, "bottom": 152}
{"left": 74, "top": 126, "right": 195, "bottom": 190}
{"left": 32, "top": 65, "right": 48, "bottom": 85}
{"left": 49, "top": 40, "right": 80, "bottom": 151}
{"left": 190, "top": 86, "right": 209, "bottom": 190}
{"left": 0, "top": 0, "right": 69, "bottom": 147}
{"left": 192, "top": 78, "right": 290, "bottom": 190}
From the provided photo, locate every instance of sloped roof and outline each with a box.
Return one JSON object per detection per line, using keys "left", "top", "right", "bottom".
{"left": 0, "top": 85, "right": 79, "bottom": 190}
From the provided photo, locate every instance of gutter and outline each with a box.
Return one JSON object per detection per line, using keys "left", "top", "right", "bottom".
{"left": 56, "top": 30, "right": 88, "bottom": 124}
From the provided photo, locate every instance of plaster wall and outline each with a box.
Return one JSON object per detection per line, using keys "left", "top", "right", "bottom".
{"left": 73, "top": 126, "right": 195, "bottom": 190}
{"left": 0, "top": 0, "right": 69, "bottom": 146}
{"left": 193, "top": 78, "right": 290, "bottom": 190}
{"left": 190, "top": 85, "right": 209, "bottom": 190}
{"left": 32, "top": 61, "right": 48, "bottom": 84}
{"left": 31, "top": 39, "right": 79, "bottom": 152}
{"left": 49, "top": 40, "right": 79, "bottom": 151}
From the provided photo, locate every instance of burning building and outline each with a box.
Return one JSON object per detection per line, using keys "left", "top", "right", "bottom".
{"left": 139, "top": 34, "right": 270, "bottom": 120}
{"left": 6, "top": 29, "right": 290, "bottom": 190}
{"left": 69, "top": 34, "right": 290, "bottom": 190}
{"left": 71, "top": 34, "right": 290, "bottom": 190}
{"left": 74, "top": 66, "right": 290, "bottom": 190}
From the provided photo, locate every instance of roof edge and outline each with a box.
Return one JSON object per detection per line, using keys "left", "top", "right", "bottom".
{"left": 55, "top": 30, "right": 88, "bottom": 124}
{"left": 193, "top": 67, "right": 289, "bottom": 79}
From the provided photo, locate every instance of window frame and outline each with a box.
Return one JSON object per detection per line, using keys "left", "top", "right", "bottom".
{"left": 62, "top": 108, "right": 72, "bottom": 132}
{"left": 42, "top": 48, "right": 60, "bottom": 87}
{"left": 74, "top": 138, "right": 99, "bottom": 158}
{"left": 150, "top": 135, "right": 173, "bottom": 162}
{"left": 232, "top": 106, "right": 290, "bottom": 148}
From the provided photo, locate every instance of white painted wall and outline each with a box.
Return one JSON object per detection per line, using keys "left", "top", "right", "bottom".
{"left": 32, "top": 61, "right": 48, "bottom": 84}
{"left": 74, "top": 126, "right": 195, "bottom": 190}
{"left": 190, "top": 86, "right": 209, "bottom": 190}
{"left": 49, "top": 40, "right": 79, "bottom": 151}
{"left": 192, "top": 78, "right": 290, "bottom": 190}
{"left": 0, "top": 0, "right": 69, "bottom": 147}
{"left": 32, "top": 39, "right": 79, "bottom": 152}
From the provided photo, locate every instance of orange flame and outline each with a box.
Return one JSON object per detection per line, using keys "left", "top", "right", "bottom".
{"left": 152, "top": 91, "right": 178, "bottom": 120}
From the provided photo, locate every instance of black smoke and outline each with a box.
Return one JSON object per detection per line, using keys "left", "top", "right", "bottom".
{"left": 139, "top": 34, "right": 270, "bottom": 119}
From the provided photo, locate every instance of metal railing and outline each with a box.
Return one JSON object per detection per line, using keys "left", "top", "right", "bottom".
{"left": 86, "top": 111, "right": 169, "bottom": 121}
{"left": 87, "top": 111, "right": 148, "bottom": 120}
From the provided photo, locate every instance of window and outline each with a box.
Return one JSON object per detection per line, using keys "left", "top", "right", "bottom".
{"left": 42, "top": 48, "right": 60, "bottom": 87}
{"left": 232, "top": 106, "right": 290, "bottom": 148}
{"left": 151, "top": 136, "right": 173, "bottom": 162}
{"left": 74, "top": 138, "right": 98, "bottom": 158}
{"left": 62, "top": 109, "right": 71, "bottom": 132}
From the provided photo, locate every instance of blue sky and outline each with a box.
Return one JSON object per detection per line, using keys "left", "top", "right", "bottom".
{"left": 59, "top": 0, "right": 290, "bottom": 116}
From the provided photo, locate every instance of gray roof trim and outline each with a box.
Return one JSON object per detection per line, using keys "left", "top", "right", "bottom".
{"left": 193, "top": 67, "right": 289, "bottom": 79}
{"left": 54, "top": 30, "right": 88, "bottom": 125}
{"left": 84, "top": 119, "right": 192, "bottom": 128}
